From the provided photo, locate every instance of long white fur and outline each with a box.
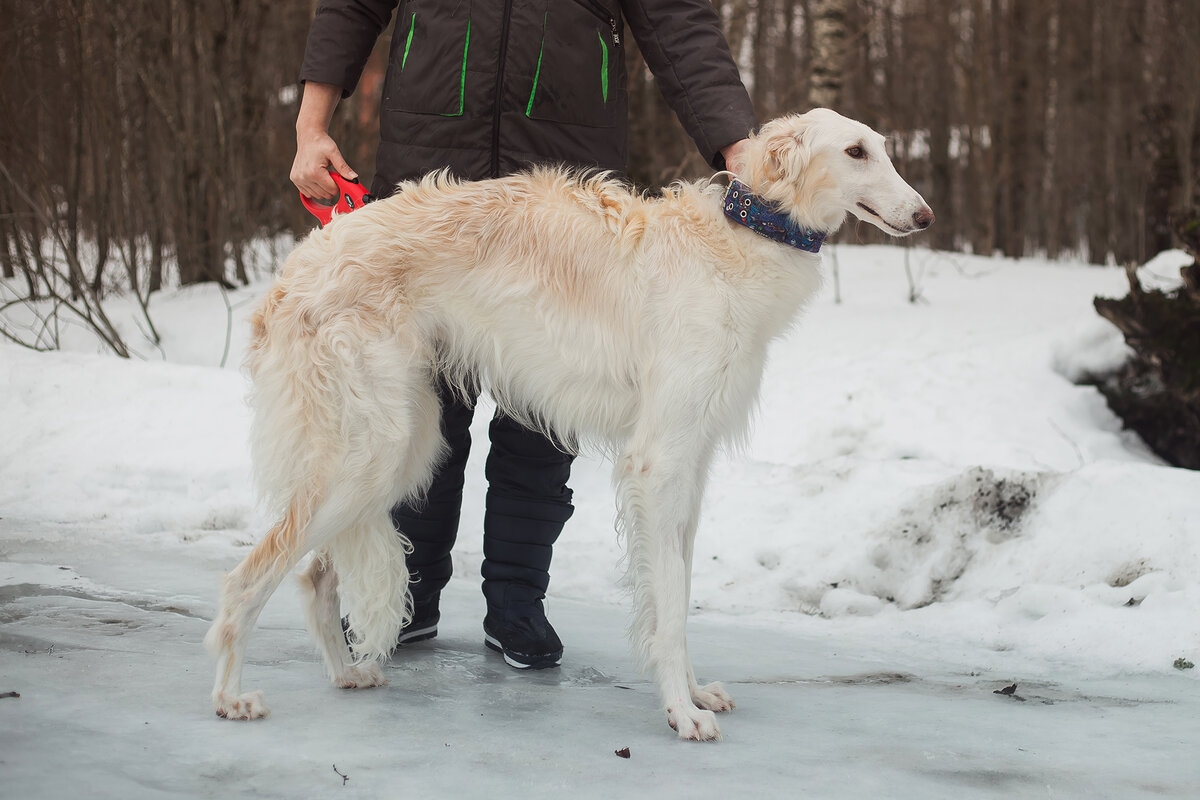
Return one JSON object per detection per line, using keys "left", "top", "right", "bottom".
{"left": 204, "top": 109, "right": 932, "bottom": 739}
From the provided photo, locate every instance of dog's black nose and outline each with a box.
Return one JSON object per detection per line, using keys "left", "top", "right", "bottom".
{"left": 913, "top": 208, "right": 935, "bottom": 229}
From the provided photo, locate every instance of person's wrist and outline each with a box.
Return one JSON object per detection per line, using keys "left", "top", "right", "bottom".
{"left": 296, "top": 123, "right": 327, "bottom": 142}
{"left": 720, "top": 138, "right": 750, "bottom": 173}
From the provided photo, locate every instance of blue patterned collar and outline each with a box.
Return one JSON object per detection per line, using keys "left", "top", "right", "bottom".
{"left": 723, "top": 179, "right": 827, "bottom": 253}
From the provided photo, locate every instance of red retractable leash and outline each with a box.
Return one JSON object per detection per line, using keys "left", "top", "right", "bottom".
{"left": 300, "top": 169, "right": 373, "bottom": 227}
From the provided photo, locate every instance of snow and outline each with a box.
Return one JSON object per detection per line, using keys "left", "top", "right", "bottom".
{"left": 3, "top": 245, "right": 1199, "bottom": 798}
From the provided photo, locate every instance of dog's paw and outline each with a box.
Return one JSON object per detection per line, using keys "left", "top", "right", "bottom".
{"left": 334, "top": 663, "right": 388, "bottom": 689}
{"left": 666, "top": 705, "right": 721, "bottom": 741}
{"left": 214, "top": 690, "right": 269, "bottom": 720}
{"left": 692, "top": 681, "right": 735, "bottom": 713}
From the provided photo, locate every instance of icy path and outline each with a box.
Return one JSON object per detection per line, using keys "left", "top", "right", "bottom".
{"left": 2, "top": 524, "right": 1196, "bottom": 800}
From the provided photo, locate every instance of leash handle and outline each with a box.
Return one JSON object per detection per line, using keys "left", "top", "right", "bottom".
{"left": 300, "top": 170, "right": 373, "bottom": 227}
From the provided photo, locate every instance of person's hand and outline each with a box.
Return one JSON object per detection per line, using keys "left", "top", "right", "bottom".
{"left": 720, "top": 138, "right": 751, "bottom": 176}
{"left": 291, "top": 128, "right": 357, "bottom": 201}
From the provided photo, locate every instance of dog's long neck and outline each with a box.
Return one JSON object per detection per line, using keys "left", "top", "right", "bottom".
{"left": 709, "top": 195, "right": 826, "bottom": 348}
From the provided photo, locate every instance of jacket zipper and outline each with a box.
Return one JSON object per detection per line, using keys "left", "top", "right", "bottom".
{"left": 570, "top": 0, "right": 620, "bottom": 46}
{"left": 490, "top": 0, "right": 515, "bottom": 178}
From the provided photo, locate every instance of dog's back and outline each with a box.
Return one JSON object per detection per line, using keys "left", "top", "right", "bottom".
{"left": 258, "top": 169, "right": 760, "bottom": 444}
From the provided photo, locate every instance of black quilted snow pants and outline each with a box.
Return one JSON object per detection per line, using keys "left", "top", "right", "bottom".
{"left": 389, "top": 378, "right": 574, "bottom": 613}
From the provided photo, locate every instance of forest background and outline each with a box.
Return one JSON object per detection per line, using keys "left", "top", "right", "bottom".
{"left": 1, "top": 0, "right": 1198, "bottom": 306}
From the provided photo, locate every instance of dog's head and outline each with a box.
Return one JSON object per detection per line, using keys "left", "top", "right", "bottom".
{"left": 738, "top": 109, "right": 934, "bottom": 237}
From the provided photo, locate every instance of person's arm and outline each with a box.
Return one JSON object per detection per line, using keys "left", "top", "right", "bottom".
{"left": 292, "top": 0, "right": 400, "bottom": 198}
{"left": 299, "top": 0, "right": 399, "bottom": 98}
{"left": 291, "top": 81, "right": 357, "bottom": 200}
{"left": 619, "top": 0, "right": 758, "bottom": 170}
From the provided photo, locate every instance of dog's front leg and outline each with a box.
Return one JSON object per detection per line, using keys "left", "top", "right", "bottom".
{"left": 681, "top": 527, "right": 735, "bottom": 714}
{"left": 687, "top": 662, "right": 735, "bottom": 712}
{"left": 617, "top": 443, "right": 723, "bottom": 741}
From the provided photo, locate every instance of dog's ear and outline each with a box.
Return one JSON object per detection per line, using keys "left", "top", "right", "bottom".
{"left": 763, "top": 121, "right": 812, "bottom": 183}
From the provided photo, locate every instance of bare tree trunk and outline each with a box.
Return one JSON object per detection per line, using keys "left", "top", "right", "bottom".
{"left": 776, "top": 0, "right": 798, "bottom": 112}
{"left": 751, "top": 0, "right": 774, "bottom": 114}
{"left": 1141, "top": 0, "right": 1177, "bottom": 259}
{"left": 920, "top": 0, "right": 954, "bottom": 251}
{"left": 808, "top": 0, "right": 851, "bottom": 109}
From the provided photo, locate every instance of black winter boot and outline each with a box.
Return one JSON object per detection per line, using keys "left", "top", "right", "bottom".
{"left": 480, "top": 413, "right": 574, "bottom": 669}
{"left": 483, "top": 589, "right": 564, "bottom": 669}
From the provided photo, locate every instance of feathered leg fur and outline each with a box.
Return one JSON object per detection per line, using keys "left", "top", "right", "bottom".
{"left": 617, "top": 413, "right": 732, "bottom": 740}
{"left": 206, "top": 291, "right": 446, "bottom": 716}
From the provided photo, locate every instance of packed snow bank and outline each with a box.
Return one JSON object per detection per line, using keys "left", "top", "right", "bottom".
{"left": 3, "top": 245, "right": 1197, "bottom": 680}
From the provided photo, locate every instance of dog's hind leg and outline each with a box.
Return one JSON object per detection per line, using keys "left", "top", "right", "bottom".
{"left": 205, "top": 500, "right": 334, "bottom": 719}
{"left": 207, "top": 302, "right": 442, "bottom": 718}
{"left": 206, "top": 480, "right": 407, "bottom": 718}
{"left": 299, "top": 551, "right": 387, "bottom": 689}
{"left": 617, "top": 430, "right": 723, "bottom": 741}
{"left": 323, "top": 357, "right": 446, "bottom": 663}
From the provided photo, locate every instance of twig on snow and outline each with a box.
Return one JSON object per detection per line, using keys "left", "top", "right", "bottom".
{"left": 218, "top": 281, "right": 234, "bottom": 368}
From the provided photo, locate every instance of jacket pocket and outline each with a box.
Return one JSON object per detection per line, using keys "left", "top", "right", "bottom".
{"left": 524, "top": 0, "right": 623, "bottom": 128}
{"left": 384, "top": 0, "right": 472, "bottom": 116}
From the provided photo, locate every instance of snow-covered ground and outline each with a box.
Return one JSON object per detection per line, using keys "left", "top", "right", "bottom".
{"left": 2, "top": 245, "right": 1198, "bottom": 798}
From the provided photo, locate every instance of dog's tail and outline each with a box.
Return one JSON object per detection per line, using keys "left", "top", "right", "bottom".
{"left": 245, "top": 268, "right": 446, "bottom": 661}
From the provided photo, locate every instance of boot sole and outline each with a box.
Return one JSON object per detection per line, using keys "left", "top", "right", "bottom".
{"left": 484, "top": 632, "right": 563, "bottom": 670}
{"left": 397, "top": 624, "right": 438, "bottom": 645}
{"left": 342, "top": 617, "right": 438, "bottom": 651}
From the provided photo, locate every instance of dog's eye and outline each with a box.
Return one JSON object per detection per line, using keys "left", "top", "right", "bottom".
{"left": 845, "top": 145, "right": 866, "bottom": 160}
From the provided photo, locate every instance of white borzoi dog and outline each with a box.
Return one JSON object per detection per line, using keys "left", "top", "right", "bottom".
{"left": 205, "top": 108, "right": 933, "bottom": 740}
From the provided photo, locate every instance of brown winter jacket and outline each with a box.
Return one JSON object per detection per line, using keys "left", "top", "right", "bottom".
{"left": 299, "top": 0, "right": 757, "bottom": 192}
